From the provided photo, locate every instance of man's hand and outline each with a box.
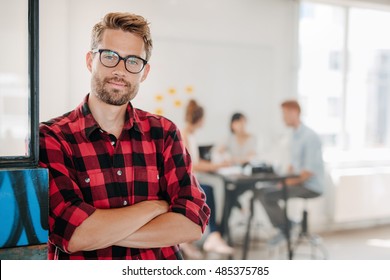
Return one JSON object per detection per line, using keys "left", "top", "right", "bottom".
{"left": 143, "top": 199, "right": 169, "bottom": 216}
{"left": 67, "top": 199, "right": 169, "bottom": 253}
{"left": 284, "top": 170, "right": 313, "bottom": 187}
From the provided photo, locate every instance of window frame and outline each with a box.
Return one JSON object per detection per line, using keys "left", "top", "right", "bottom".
{"left": 0, "top": 0, "right": 39, "bottom": 168}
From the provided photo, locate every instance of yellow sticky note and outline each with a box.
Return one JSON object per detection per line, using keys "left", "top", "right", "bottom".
{"left": 168, "top": 87, "right": 177, "bottom": 95}
{"left": 185, "top": 86, "right": 194, "bottom": 94}
{"left": 174, "top": 99, "right": 182, "bottom": 107}
{"left": 155, "top": 94, "right": 164, "bottom": 102}
{"left": 155, "top": 108, "right": 164, "bottom": 115}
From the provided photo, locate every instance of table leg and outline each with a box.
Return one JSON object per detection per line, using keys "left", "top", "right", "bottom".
{"left": 220, "top": 184, "right": 234, "bottom": 245}
{"left": 242, "top": 192, "right": 255, "bottom": 260}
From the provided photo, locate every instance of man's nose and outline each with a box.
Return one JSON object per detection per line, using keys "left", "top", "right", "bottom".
{"left": 112, "top": 59, "right": 127, "bottom": 76}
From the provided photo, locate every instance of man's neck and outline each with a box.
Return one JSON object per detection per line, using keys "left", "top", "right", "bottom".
{"left": 88, "top": 93, "right": 128, "bottom": 138}
{"left": 292, "top": 120, "right": 301, "bottom": 130}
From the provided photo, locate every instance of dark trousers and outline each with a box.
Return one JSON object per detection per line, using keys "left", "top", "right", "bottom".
{"left": 257, "top": 184, "right": 319, "bottom": 229}
{"left": 201, "top": 184, "right": 219, "bottom": 233}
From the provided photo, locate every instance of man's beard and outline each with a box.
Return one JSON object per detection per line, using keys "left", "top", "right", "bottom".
{"left": 91, "top": 75, "right": 139, "bottom": 106}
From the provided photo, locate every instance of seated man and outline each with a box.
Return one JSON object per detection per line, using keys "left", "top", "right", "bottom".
{"left": 258, "top": 100, "right": 324, "bottom": 231}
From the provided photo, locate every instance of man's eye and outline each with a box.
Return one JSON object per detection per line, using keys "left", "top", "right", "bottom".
{"left": 102, "top": 50, "right": 118, "bottom": 60}
{"left": 127, "top": 58, "right": 139, "bottom": 65}
{"left": 104, "top": 54, "right": 117, "bottom": 61}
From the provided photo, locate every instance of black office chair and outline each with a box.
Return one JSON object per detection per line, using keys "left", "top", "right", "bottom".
{"left": 291, "top": 198, "right": 328, "bottom": 259}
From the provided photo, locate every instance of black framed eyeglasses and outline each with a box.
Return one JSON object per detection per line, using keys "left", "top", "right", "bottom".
{"left": 92, "top": 49, "right": 148, "bottom": 74}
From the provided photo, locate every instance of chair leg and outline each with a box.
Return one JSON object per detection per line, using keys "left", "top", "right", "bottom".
{"left": 302, "top": 209, "right": 308, "bottom": 234}
{"left": 293, "top": 207, "right": 328, "bottom": 259}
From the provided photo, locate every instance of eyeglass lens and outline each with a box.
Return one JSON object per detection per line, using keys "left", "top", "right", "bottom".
{"left": 100, "top": 50, "right": 145, "bottom": 73}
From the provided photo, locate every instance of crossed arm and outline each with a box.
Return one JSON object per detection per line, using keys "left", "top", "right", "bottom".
{"left": 68, "top": 200, "right": 201, "bottom": 253}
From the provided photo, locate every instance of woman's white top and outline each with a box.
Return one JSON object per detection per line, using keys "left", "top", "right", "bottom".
{"left": 185, "top": 132, "right": 200, "bottom": 164}
{"left": 225, "top": 134, "right": 256, "bottom": 162}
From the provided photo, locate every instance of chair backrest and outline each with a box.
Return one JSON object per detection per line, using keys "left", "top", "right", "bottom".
{"left": 198, "top": 145, "right": 213, "bottom": 161}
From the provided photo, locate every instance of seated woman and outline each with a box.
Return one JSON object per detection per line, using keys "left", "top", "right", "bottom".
{"left": 215, "top": 113, "right": 258, "bottom": 213}
{"left": 218, "top": 112, "right": 257, "bottom": 165}
{"left": 180, "top": 99, "right": 234, "bottom": 258}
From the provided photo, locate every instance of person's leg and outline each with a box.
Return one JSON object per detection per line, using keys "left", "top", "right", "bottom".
{"left": 257, "top": 184, "right": 318, "bottom": 230}
{"left": 257, "top": 184, "right": 285, "bottom": 228}
{"left": 201, "top": 184, "right": 218, "bottom": 233}
{"left": 201, "top": 184, "right": 234, "bottom": 254}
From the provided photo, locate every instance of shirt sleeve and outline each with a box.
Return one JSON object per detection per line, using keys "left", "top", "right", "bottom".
{"left": 301, "top": 133, "right": 323, "bottom": 174}
{"left": 39, "top": 124, "right": 96, "bottom": 253}
{"left": 161, "top": 124, "right": 210, "bottom": 232}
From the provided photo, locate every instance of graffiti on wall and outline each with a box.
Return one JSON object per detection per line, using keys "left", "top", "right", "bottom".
{"left": 0, "top": 168, "right": 48, "bottom": 248}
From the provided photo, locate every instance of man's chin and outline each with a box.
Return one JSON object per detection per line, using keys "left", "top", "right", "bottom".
{"left": 98, "top": 90, "right": 132, "bottom": 105}
{"left": 105, "top": 98, "right": 130, "bottom": 106}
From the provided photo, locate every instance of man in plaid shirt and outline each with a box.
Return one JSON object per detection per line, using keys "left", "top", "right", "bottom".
{"left": 39, "top": 12, "right": 210, "bottom": 260}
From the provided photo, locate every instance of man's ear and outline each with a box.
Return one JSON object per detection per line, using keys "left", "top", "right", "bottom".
{"left": 140, "top": 63, "right": 150, "bottom": 82}
{"left": 86, "top": 51, "right": 93, "bottom": 72}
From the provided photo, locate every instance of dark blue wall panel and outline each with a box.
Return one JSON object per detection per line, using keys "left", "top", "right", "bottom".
{"left": 0, "top": 168, "right": 48, "bottom": 250}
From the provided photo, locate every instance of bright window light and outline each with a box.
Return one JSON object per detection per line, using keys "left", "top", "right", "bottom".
{"left": 299, "top": 2, "right": 390, "bottom": 161}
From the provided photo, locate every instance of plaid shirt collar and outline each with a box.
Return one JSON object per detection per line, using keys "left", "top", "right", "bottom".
{"left": 79, "top": 94, "right": 144, "bottom": 140}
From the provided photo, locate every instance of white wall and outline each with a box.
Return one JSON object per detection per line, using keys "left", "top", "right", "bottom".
{"left": 40, "top": 0, "right": 70, "bottom": 121}
{"left": 40, "top": 0, "right": 297, "bottom": 158}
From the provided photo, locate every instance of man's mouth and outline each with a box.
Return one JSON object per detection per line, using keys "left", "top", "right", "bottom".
{"left": 107, "top": 79, "right": 128, "bottom": 88}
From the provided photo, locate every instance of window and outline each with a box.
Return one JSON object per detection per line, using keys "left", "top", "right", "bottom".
{"left": 0, "top": 0, "right": 39, "bottom": 167}
{"left": 298, "top": 1, "right": 390, "bottom": 159}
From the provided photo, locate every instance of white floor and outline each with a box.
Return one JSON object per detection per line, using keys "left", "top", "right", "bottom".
{"left": 201, "top": 224, "right": 390, "bottom": 260}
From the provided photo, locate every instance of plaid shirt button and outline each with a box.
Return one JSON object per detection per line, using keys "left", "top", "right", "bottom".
{"left": 85, "top": 177, "right": 90, "bottom": 183}
{"left": 123, "top": 200, "right": 128, "bottom": 206}
{"left": 117, "top": 170, "right": 122, "bottom": 176}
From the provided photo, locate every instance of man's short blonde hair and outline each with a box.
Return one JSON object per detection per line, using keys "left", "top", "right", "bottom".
{"left": 281, "top": 100, "right": 301, "bottom": 114}
{"left": 91, "top": 12, "right": 153, "bottom": 61}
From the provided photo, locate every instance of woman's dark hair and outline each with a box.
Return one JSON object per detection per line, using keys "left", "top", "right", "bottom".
{"left": 185, "top": 99, "right": 204, "bottom": 125}
{"left": 230, "top": 112, "right": 245, "bottom": 133}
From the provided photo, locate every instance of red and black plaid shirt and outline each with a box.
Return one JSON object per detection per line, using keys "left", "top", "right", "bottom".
{"left": 39, "top": 94, "right": 210, "bottom": 260}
